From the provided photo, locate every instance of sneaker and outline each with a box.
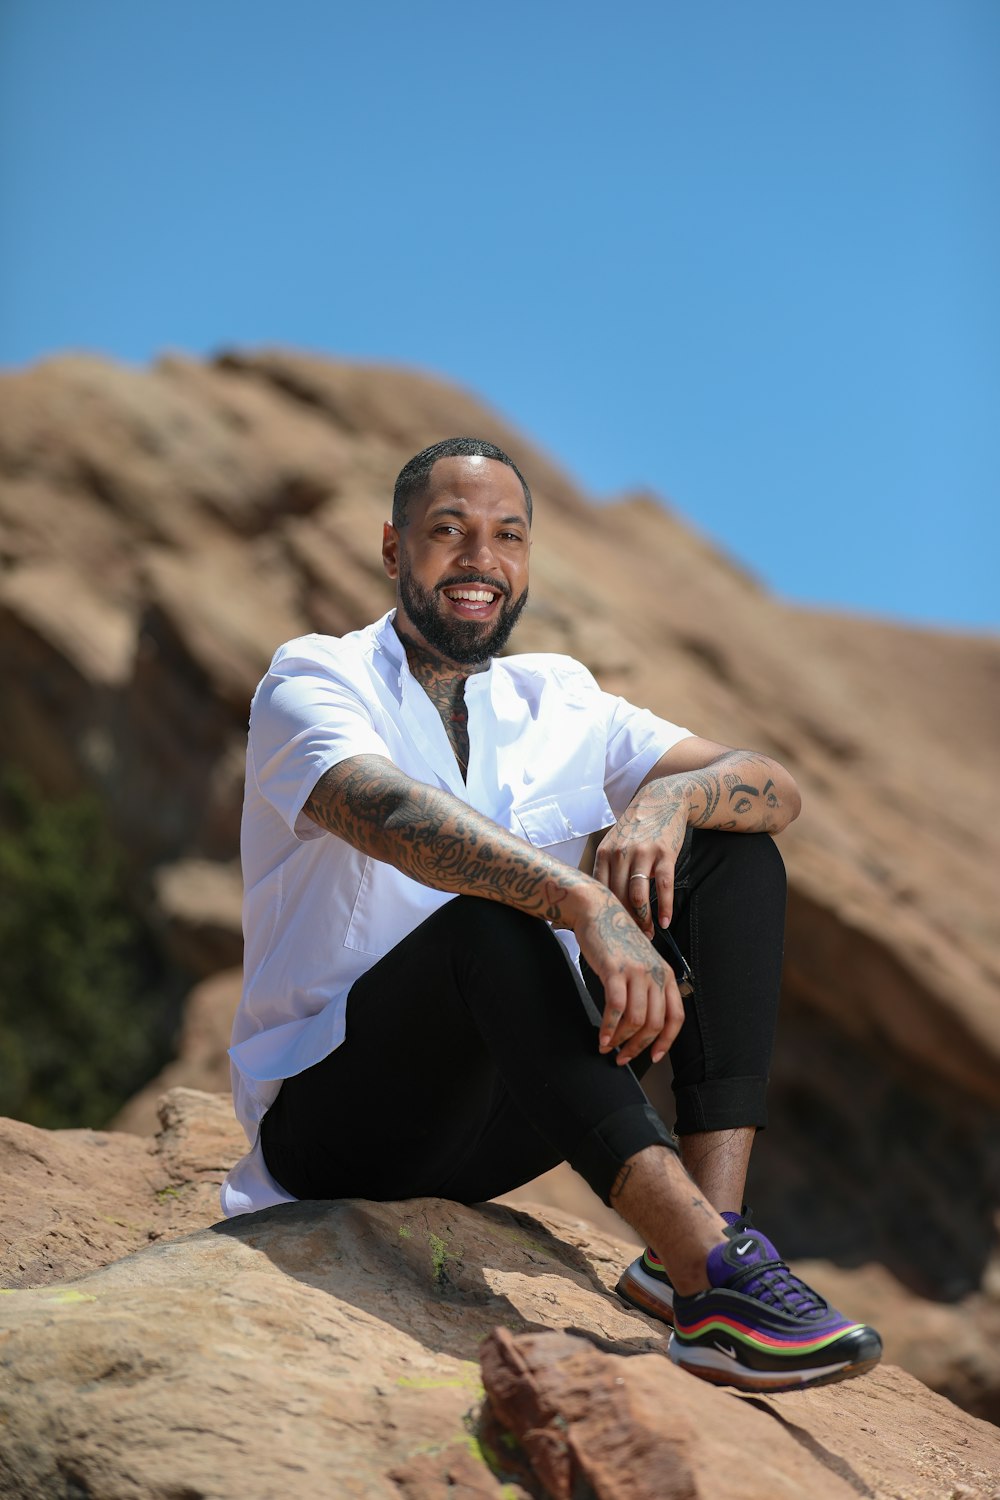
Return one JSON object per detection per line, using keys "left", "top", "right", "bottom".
{"left": 668, "top": 1225, "right": 883, "bottom": 1392}
{"left": 616, "top": 1209, "right": 748, "bottom": 1326}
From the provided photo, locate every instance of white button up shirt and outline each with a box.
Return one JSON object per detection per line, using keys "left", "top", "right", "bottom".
{"left": 221, "top": 611, "right": 691, "bottom": 1216}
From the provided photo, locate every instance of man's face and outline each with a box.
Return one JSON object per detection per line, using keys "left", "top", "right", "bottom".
{"left": 382, "top": 456, "right": 530, "bottom": 666}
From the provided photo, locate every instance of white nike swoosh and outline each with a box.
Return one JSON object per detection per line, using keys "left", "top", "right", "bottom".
{"left": 714, "top": 1342, "right": 739, "bottom": 1360}
{"left": 735, "top": 1241, "right": 754, "bottom": 1256}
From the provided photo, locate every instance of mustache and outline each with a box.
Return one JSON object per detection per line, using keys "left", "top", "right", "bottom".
{"left": 435, "top": 574, "right": 512, "bottom": 602}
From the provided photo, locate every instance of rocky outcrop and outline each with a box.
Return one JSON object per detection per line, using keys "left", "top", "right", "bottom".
{"left": 481, "top": 1328, "right": 1000, "bottom": 1500}
{"left": 0, "top": 1088, "right": 245, "bottom": 1289}
{"left": 2, "top": 350, "right": 1000, "bottom": 1397}
{"left": 2, "top": 1090, "right": 999, "bottom": 1499}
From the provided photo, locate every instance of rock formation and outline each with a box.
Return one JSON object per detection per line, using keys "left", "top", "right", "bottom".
{"left": 2, "top": 1090, "right": 999, "bottom": 1499}
{"left": 481, "top": 1327, "right": 1000, "bottom": 1500}
{"left": 1, "top": 349, "right": 1000, "bottom": 1419}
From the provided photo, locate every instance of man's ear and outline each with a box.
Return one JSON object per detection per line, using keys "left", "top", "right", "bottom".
{"left": 382, "top": 521, "right": 399, "bottom": 579}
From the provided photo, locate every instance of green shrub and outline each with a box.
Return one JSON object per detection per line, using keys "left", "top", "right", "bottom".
{"left": 0, "top": 771, "right": 172, "bottom": 1129}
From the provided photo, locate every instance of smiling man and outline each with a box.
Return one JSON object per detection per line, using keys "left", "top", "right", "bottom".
{"left": 222, "top": 437, "right": 882, "bottom": 1393}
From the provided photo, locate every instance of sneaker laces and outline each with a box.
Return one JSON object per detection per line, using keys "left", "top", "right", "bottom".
{"left": 726, "top": 1256, "right": 831, "bottom": 1319}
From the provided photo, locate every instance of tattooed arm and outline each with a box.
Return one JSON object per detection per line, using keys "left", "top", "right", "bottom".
{"left": 305, "top": 754, "right": 684, "bottom": 1065}
{"left": 595, "top": 738, "right": 802, "bottom": 935}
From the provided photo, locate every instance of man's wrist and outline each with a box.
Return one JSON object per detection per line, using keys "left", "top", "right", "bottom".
{"left": 560, "top": 876, "right": 615, "bottom": 932}
{"left": 677, "top": 775, "right": 703, "bottom": 827}
{"left": 631, "top": 771, "right": 698, "bottom": 827}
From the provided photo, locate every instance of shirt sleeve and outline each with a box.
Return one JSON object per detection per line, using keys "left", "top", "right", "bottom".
{"left": 602, "top": 692, "right": 693, "bottom": 816}
{"left": 248, "top": 640, "right": 393, "bottom": 839}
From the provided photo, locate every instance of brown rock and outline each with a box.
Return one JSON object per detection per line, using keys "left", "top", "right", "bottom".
{"left": 791, "top": 1258, "right": 1000, "bottom": 1426}
{"left": 0, "top": 1088, "right": 245, "bottom": 1288}
{"left": 480, "top": 1327, "right": 1000, "bottom": 1500}
{"left": 0, "top": 1155, "right": 664, "bottom": 1497}
{"left": 151, "top": 860, "right": 244, "bottom": 976}
{"left": 111, "top": 972, "right": 241, "bottom": 1136}
{"left": 502, "top": 1166, "right": 642, "bottom": 1252}
{"left": 1, "top": 1097, "right": 997, "bottom": 1500}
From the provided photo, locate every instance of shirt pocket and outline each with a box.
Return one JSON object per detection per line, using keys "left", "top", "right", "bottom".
{"left": 513, "top": 784, "right": 615, "bottom": 868}
{"left": 343, "top": 856, "right": 452, "bottom": 958}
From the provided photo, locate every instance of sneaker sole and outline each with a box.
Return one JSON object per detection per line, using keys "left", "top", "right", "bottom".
{"left": 616, "top": 1263, "right": 675, "bottom": 1326}
{"left": 668, "top": 1336, "right": 882, "bottom": 1393}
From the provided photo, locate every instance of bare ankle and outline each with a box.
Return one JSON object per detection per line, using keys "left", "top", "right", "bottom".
{"left": 609, "top": 1145, "right": 727, "bottom": 1294}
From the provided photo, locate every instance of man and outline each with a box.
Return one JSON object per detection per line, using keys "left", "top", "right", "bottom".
{"left": 222, "top": 436, "right": 882, "bottom": 1393}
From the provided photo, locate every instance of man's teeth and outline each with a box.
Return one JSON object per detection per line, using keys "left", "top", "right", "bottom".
{"left": 446, "top": 589, "right": 496, "bottom": 603}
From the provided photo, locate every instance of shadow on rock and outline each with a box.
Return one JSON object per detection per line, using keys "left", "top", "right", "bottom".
{"left": 209, "top": 1193, "right": 667, "bottom": 1363}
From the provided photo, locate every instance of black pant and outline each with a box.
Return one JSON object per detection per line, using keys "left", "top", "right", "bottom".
{"left": 260, "top": 829, "right": 786, "bottom": 1207}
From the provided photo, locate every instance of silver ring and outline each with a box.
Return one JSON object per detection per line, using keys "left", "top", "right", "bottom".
{"left": 629, "top": 873, "right": 651, "bottom": 883}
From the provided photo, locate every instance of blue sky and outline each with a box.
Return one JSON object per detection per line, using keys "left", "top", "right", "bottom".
{"left": 2, "top": 1, "right": 997, "bottom": 631}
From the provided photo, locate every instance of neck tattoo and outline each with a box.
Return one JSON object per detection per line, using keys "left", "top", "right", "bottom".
{"left": 395, "top": 626, "right": 476, "bottom": 777}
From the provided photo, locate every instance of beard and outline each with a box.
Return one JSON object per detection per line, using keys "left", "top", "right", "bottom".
{"left": 398, "top": 555, "right": 529, "bottom": 666}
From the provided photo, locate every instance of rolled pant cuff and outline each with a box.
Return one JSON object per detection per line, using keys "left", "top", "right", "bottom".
{"left": 673, "top": 1075, "right": 769, "bottom": 1135}
{"left": 568, "top": 1101, "right": 676, "bottom": 1207}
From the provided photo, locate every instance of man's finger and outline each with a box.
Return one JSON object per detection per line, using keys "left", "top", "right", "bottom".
{"left": 654, "top": 863, "right": 676, "bottom": 930}
{"left": 605, "top": 849, "right": 633, "bottom": 911}
{"left": 617, "top": 982, "right": 665, "bottom": 1067}
{"left": 628, "top": 871, "right": 654, "bottom": 938}
{"left": 593, "top": 841, "right": 611, "bottom": 890}
{"left": 608, "top": 978, "right": 647, "bottom": 1052}
{"left": 599, "top": 975, "right": 627, "bottom": 1052}
{"left": 651, "top": 969, "right": 685, "bottom": 1062}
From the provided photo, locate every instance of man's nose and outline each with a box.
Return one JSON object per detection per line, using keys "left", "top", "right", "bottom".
{"left": 459, "top": 539, "right": 497, "bottom": 570}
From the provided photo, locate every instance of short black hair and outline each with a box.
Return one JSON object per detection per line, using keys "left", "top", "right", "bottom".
{"left": 392, "top": 437, "right": 533, "bottom": 529}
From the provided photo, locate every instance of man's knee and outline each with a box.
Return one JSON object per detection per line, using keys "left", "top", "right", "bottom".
{"left": 691, "top": 828, "right": 786, "bottom": 893}
{"left": 437, "top": 894, "right": 555, "bottom": 950}
{"left": 431, "top": 896, "right": 580, "bottom": 1016}
{"left": 731, "top": 830, "right": 786, "bottom": 886}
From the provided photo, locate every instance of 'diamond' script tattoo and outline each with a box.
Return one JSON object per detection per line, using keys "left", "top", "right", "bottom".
{"left": 304, "top": 755, "right": 585, "bottom": 920}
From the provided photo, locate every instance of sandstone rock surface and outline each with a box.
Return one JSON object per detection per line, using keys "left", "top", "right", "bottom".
{"left": 0, "top": 1088, "right": 245, "bottom": 1289}
{"left": 481, "top": 1327, "right": 1000, "bottom": 1500}
{"left": 3, "top": 1091, "right": 999, "bottom": 1500}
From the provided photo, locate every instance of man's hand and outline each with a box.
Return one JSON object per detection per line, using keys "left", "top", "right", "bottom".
{"left": 594, "top": 745, "right": 802, "bottom": 935}
{"left": 593, "top": 781, "right": 690, "bottom": 938}
{"left": 571, "top": 885, "right": 684, "bottom": 1066}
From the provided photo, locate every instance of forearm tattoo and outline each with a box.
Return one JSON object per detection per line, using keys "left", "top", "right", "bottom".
{"left": 304, "top": 756, "right": 587, "bottom": 924}
{"left": 633, "top": 752, "right": 785, "bottom": 835}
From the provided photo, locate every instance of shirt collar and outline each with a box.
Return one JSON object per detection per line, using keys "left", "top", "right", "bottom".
{"left": 373, "top": 609, "right": 405, "bottom": 669}
{"left": 372, "top": 608, "right": 496, "bottom": 690}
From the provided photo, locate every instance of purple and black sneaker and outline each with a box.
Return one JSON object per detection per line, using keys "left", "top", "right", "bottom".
{"left": 668, "top": 1224, "right": 882, "bottom": 1392}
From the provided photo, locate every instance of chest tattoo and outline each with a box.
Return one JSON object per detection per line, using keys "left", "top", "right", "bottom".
{"left": 395, "top": 627, "right": 477, "bottom": 779}
{"left": 443, "top": 694, "right": 470, "bottom": 775}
